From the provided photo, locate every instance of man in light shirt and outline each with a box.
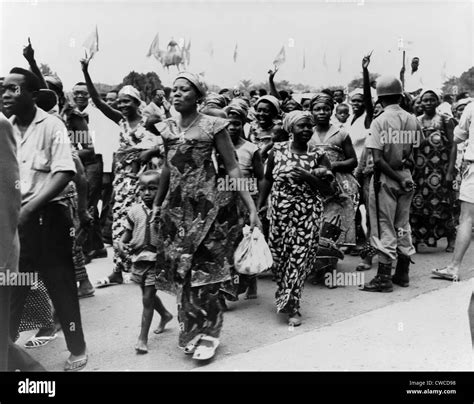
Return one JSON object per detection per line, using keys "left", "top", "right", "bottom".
{"left": 402, "top": 57, "right": 423, "bottom": 96}
{"left": 3, "top": 67, "right": 87, "bottom": 371}
{"left": 142, "top": 88, "right": 171, "bottom": 121}
{"left": 432, "top": 101, "right": 474, "bottom": 281}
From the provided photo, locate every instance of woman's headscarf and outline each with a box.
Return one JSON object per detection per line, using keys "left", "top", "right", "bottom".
{"left": 310, "top": 93, "right": 334, "bottom": 110}
{"left": 420, "top": 88, "right": 440, "bottom": 103}
{"left": 118, "top": 85, "right": 142, "bottom": 104}
{"left": 349, "top": 88, "right": 364, "bottom": 100}
{"left": 203, "top": 93, "right": 228, "bottom": 109}
{"left": 282, "top": 98, "right": 303, "bottom": 112}
{"left": 255, "top": 95, "right": 281, "bottom": 116}
{"left": 174, "top": 72, "right": 207, "bottom": 98}
{"left": 453, "top": 97, "right": 473, "bottom": 111}
{"left": 282, "top": 110, "right": 314, "bottom": 133}
{"left": 225, "top": 100, "right": 249, "bottom": 122}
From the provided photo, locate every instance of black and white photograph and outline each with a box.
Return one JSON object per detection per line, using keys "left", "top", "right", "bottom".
{"left": 0, "top": 0, "right": 473, "bottom": 400}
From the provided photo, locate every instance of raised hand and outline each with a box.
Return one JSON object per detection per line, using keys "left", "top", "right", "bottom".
{"left": 268, "top": 67, "right": 278, "bottom": 77}
{"left": 362, "top": 50, "right": 373, "bottom": 69}
{"left": 80, "top": 52, "right": 90, "bottom": 72}
{"left": 23, "top": 37, "right": 35, "bottom": 62}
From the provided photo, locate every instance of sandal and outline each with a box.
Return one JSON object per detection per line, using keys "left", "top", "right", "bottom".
{"left": 24, "top": 334, "right": 57, "bottom": 349}
{"left": 432, "top": 267, "right": 459, "bottom": 281}
{"left": 183, "top": 334, "right": 203, "bottom": 355}
{"left": 95, "top": 276, "right": 123, "bottom": 289}
{"left": 356, "top": 263, "right": 372, "bottom": 271}
{"left": 64, "top": 354, "right": 88, "bottom": 372}
{"left": 78, "top": 289, "right": 95, "bottom": 299}
{"left": 288, "top": 312, "right": 302, "bottom": 327}
{"left": 192, "top": 336, "right": 220, "bottom": 361}
{"left": 445, "top": 246, "right": 455, "bottom": 253}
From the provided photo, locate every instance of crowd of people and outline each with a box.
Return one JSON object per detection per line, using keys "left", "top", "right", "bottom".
{"left": 1, "top": 39, "right": 473, "bottom": 371}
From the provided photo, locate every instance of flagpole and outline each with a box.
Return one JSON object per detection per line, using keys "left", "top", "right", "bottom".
{"left": 401, "top": 50, "right": 406, "bottom": 91}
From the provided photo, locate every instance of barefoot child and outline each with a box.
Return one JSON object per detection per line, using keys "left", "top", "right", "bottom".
{"left": 118, "top": 170, "right": 172, "bottom": 354}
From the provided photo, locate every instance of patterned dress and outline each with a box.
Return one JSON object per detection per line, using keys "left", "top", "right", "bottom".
{"left": 309, "top": 125, "right": 359, "bottom": 246}
{"left": 411, "top": 113, "right": 456, "bottom": 247}
{"left": 269, "top": 142, "right": 324, "bottom": 314}
{"left": 112, "top": 117, "right": 162, "bottom": 273}
{"left": 155, "top": 114, "right": 244, "bottom": 348}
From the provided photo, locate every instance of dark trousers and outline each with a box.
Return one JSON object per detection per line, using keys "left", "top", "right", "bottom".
{"left": 83, "top": 156, "right": 104, "bottom": 254}
{"left": 1, "top": 286, "right": 45, "bottom": 371}
{"left": 9, "top": 203, "right": 86, "bottom": 356}
{"left": 100, "top": 172, "right": 114, "bottom": 245}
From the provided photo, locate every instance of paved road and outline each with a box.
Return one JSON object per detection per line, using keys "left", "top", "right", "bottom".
{"left": 18, "top": 238, "right": 474, "bottom": 371}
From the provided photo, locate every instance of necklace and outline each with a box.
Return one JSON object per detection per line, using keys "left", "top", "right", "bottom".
{"left": 177, "top": 113, "right": 200, "bottom": 142}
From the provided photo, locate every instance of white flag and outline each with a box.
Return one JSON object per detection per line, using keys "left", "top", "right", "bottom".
{"left": 146, "top": 33, "right": 160, "bottom": 60}
{"left": 273, "top": 46, "right": 285, "bottom": 68}
{"left": 83, "top": 25, "right": 99, "bottom": 60}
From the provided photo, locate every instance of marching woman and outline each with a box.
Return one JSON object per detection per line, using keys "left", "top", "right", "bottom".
{"left": 225, "top": 100, "right": 264, "bottom": 299}
{"left": 80, "top": 57, "right": 163, "bottom": 286}
{"left": 152, "top": 72, "right": 260, "bottom": 361}
{"left": 308, "top": 93, "right": 359, "bottom": 284}
{"left": 248, "top": 94, "right": 286, "bottom": 161}
{"left": 410, "top": 89, "right": 457, "bottom": 252}
{"left": 257, "top": 111, "right": 335, "bottom": 326}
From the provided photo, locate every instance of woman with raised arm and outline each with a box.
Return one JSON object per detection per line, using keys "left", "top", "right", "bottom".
{"left": 80, "top": 57, "right": 162, "bottom": 286}
{"left": 353, "top": 53, "right": 378, "bottom": 270}
{"left": 152, "top": 72, "right": 261, "bottom": 361}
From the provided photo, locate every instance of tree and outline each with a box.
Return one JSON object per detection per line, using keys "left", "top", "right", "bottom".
{"left": 39, "top": 63, "right": 55, "bottom": 77}
{"left": 442, "top": 67, "right": 474, "bottom": 95}
{"left": 348, "top": 72, "right": 380, "bottom": 92}
{"left": 94, "top": 83, "right": 118, "bottom": 96}
{"left": 120, "top": 71, "right": 164, "bottom": 103}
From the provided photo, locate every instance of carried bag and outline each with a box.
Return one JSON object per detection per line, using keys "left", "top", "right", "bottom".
{"left": 234, "top": 225, "right": 273, "bottom": 275}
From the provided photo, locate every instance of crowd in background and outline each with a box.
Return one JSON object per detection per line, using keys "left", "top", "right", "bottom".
{"left": 1, "top": 39, "right": 473, "bottom": 371}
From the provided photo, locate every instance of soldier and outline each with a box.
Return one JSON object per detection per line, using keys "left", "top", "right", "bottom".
{"left": 362, "top": 76, "right": 421, "bottom": 292}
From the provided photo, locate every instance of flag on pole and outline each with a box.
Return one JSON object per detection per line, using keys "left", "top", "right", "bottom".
{"left": 233, "top": 43, "right": 238, "bottom": 63}
{"left": 184, "top": 39, "right": 191, "bottom": 66}
{"left": 146, "top": 33, "right": 160, "bottom": 60}
{"left": 397, "top": 36, "right": 404, "bottom": 51}
{"left": 337, "top": 54, "right": 342, "bottom": 73}
{"left": 441, "top": 60, "right": 447, "bottom": 81}
{"left": 273, "top": 46, "right": 286, "bottom": 68}
{"left": 83, "top": 25, "right": 99, "bottom": 60}
{"left": 302, "top": 49, "right": 306, "bottom": 70}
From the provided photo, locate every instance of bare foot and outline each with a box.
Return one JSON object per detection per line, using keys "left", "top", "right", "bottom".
{"left": 135, "top": 340, "right": 148, "bottom": 354}
{"left": 154, "top": 312, "right": 173, "bottom": 334}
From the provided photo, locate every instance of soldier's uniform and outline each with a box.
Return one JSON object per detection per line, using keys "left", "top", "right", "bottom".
{"left": 362, "top": 76, "right": 421, "bottom": 292}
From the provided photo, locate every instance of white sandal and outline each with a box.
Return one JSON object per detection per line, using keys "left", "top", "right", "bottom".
{"left": 182, "top": 334, "right": 204, "bottom": 355}
{"left": 24, "top": 333, "right": 57, "bottom": 349}
{"left": 432, "top": 267, "right": 459, "bottom": 281}
{"left": 192, "top": 336, "right": 220, "bottom": 361}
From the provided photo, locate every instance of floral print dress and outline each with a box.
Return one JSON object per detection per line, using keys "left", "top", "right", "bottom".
{"left": 410, "top": 113, "right": 456, "bottom": 246}
{"left": 112, "top": 117, "right": 162, "bottom": 273}
{"left": 269, "top": 142, "right": 325, "bottom": 314}
{"left": 154, "top": 114, "right": 244, "bottom": 348}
